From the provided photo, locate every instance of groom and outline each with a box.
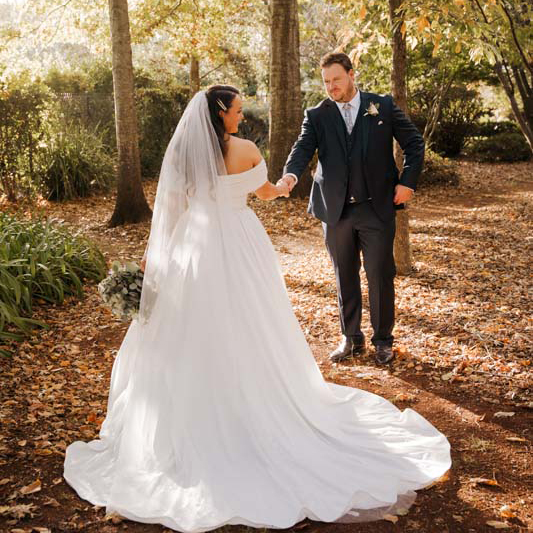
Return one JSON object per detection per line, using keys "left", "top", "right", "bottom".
{"left": 279, "top": 52, "right": 424, "bottom": 365}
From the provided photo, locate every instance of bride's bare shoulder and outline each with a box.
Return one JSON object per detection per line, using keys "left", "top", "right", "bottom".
{"left": 231, "top": 137, "right": 261, "bottom": 156}
{"left": 225, "top": 137, "right": 262, "bottom": 172}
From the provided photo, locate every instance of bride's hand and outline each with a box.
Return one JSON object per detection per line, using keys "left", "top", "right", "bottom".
{"left": 140, "top": 257, "right": 146, "bottom": 272}
{"left": 276, "top": 182, "right": 290, "bottom": 198}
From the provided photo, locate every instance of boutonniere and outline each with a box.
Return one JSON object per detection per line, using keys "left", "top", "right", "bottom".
{"left": 364, "top": 102, "right": 380, "bottom": 117}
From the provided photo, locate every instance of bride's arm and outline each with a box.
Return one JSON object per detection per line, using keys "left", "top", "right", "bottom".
{"left": 254, "top": 180, "right": 290, "bottom": 200}
{"left": 241, "top": 142, "right": 289, "bottom": 200}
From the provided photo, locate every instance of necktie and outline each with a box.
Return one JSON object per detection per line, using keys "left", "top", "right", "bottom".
{"left": 342, "top": 103, "right": 353, "bottom": 134}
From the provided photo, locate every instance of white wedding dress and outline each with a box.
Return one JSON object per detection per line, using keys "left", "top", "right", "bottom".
{"left": 64, "top": 157, "right": 451, "bottom": 531}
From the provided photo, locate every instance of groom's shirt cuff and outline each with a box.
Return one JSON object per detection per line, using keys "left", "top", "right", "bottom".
{"left": 285, "top": 173, "right": 298, "bottom": 185}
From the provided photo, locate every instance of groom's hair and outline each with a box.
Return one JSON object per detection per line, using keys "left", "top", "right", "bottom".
{"left": 320, "top": 52, "right": 353, "bottom": 73}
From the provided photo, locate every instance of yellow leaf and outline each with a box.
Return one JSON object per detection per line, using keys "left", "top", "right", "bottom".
{"left": 20, "top": 478, "right": 41, "bottom": 495}
{"left": 417, "top": 16, "right": 430, "bottom": 32}
{"left": 455, "top": 42, "right": 461, "bottom": 53}
{"left": 505, "top": 437, "right": 526, "bottom": 443}
{"left": 34, "top": 449, "right": 53, "bottom": 456}
{"left": 400, "top": 21, "right": 406, "bottom": 39}
{"left": 499, "top": 505, "right": 517, "bottom": 519}
{"left": 383, "top": 514, "right": 398, "bottom": 523}
{"left": 470, "top": 477, "right": 499, "bottom": 486}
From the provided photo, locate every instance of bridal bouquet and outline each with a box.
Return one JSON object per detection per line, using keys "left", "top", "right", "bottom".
{"left": 98, "top": 260, "right": 144, "bottom": 321}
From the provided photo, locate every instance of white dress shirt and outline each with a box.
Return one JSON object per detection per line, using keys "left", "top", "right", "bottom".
{"left": 336, "top": 88, "right": 361, "bottom": 132}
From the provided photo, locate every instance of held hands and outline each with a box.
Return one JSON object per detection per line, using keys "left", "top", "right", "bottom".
{"left": 276, "top": 175, "right": 297, "bottom": 195}
{"left": 393, "top": 184, "right": 414, "bottom": 205}
{"left": 275, "top": 181, "right": 290, "bottom": 198}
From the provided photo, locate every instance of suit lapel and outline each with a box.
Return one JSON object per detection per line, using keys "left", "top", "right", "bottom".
{"left": 324, "top": 99, "right": 347, "bottom": 158}
{"left": 360, "top": 91, "right": 372, "bottom": 161}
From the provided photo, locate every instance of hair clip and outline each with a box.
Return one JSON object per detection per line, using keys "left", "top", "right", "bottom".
{"left": 216, "top": 98, "right": 227, "bottom": 111}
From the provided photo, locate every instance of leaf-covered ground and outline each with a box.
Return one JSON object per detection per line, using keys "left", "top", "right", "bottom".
{"left": 1, "top": 159, "right": 531, "bottom": 532}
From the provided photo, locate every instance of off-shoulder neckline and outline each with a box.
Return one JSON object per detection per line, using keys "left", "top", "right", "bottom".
{"left": 222, "top": 158, "right": 266, "bottom": 178}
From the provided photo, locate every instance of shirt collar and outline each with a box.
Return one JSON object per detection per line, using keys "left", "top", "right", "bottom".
{"left": 334, "top": 87, "right": 360, "bottom": 112}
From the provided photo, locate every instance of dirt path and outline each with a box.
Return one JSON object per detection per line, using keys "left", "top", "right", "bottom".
{"left": 1, "top": 160, "right": 531, "bottom": 532}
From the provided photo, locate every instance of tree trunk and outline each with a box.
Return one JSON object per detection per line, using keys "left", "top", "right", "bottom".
{"left": 494, "top": 62, "right": 533, "bottom": 153}
{"left": 423, "top": 76, "right": 454, "bottom": 147}
{"left": 190, "top": 55, "right": 200, "bottom": 95}
{"left": 269, "top": 0, "right": 311, "bottom": 197}
{"left": 108, "top": 0, "right": 152, "bottom": 227}
{"left": 389, "top": 0, "right": 412, "bottom": 275}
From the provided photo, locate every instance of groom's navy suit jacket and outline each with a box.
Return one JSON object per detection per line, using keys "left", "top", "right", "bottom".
{"left": 283, "top": 91, "right": 425, "bottom": 226}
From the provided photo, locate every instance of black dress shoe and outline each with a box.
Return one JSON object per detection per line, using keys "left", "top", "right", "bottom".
{"left": 374, "top": 344, "right": 395, "bottom": 364}
{"left": 329, "top": 336, "right": 366, "bottom": 363}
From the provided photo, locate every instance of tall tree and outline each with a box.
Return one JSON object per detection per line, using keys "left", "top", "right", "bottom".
{"left": 269, "top": 0, "right": 311, "bottom": 197}
{"left": 107, "top": 0, "right": 152, "bottom": 227}
{"left": 189, "top": 54, "right": 200, "bottom": 94}
{"left": 389, "top": 0, "right": 412, "bottom": 275}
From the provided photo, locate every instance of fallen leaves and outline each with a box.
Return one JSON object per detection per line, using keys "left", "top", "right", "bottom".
{"left": 0, "top": 159, "right": 531, "bottom": 531}
{"left": 0, "top": 502, "right": 37, "bottom": 519}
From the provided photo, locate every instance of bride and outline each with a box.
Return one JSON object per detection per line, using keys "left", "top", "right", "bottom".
{"left": 63, "top": 85, "right": 451, "bottom": 532}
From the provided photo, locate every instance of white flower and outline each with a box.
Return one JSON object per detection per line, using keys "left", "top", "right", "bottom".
{"left": 364, "top": 102, "right": 380, "bottom": 116}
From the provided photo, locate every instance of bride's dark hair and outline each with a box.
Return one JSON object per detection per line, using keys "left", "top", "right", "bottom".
{"left": 206, "top": 85, "right": 240, "bottom": 156}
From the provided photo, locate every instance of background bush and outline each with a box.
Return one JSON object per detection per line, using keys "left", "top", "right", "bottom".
{"left": 412, "top": 86, "right": 487, "bottom": 157}
{"left": 419, "top": 150, "right": 460, "bottom": 189}
{"left": 0, "top": 77, "right": 49, "bottom": 201}
{"left": 34, "top": 121, "right": 115, "bottom": 201}
{"left": 136, "top": 85, "right": 190, "bottom": 177}
{"left": 239, "top": 100, "right": 269, "bottom": 154}
{"left": 464, "top": 132, "right": 532, "bottom": 162}
{"left": 470, "top": 120, "right": 521, "bottom": 138}
{"left": 0, "top": 211, "right": 107, "bottom": 356}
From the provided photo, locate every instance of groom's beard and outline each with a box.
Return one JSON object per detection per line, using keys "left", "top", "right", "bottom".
{"left": 328, "top": 86, "right": 357, "bottom": 103}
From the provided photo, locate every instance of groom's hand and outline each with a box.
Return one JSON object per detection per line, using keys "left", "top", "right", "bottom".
{"left": 277, "top": 175, "right": 297, "bottom": 192}
{"left": 393, "top": 184, "right": 414, "bottom": 204}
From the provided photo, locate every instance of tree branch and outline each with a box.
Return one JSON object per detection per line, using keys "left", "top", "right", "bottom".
{"left": 199, "top": 63, "right": 224, "bottom": 80}
{"left": 498, "top": 0, "right": 533, "bottom": 77}
{"left": 30, "top": 0, "right": 75, "bottom": 35}
{"left": 144, "top": 0, "right": 184, "bottom": 34}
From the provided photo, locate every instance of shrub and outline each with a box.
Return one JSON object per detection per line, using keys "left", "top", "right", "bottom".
{"left": 34, "top": 121, "right": 115, "bottom": 201}
{"left": 136, "top": 86, "right": 190, "bottom": 178}
{"left": 419, "top": 149, "right": 460, "bottom": 189}
{"left": 0, "top": 211, "right": 107, "bottom": 356}
{"left": 239, "top": 100, "right": 269, "bottom": 152}
{"left": 465, "top": 132, "right": 532, "bottom": 162}
{"left": 470, "top": 120, "right": 520, "bottom": 138}
{"left": 0, "top": 78, "right": 49, "bottom": 201}
{"left": 430, "top": 87, "right": 487, "bottom": 157}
